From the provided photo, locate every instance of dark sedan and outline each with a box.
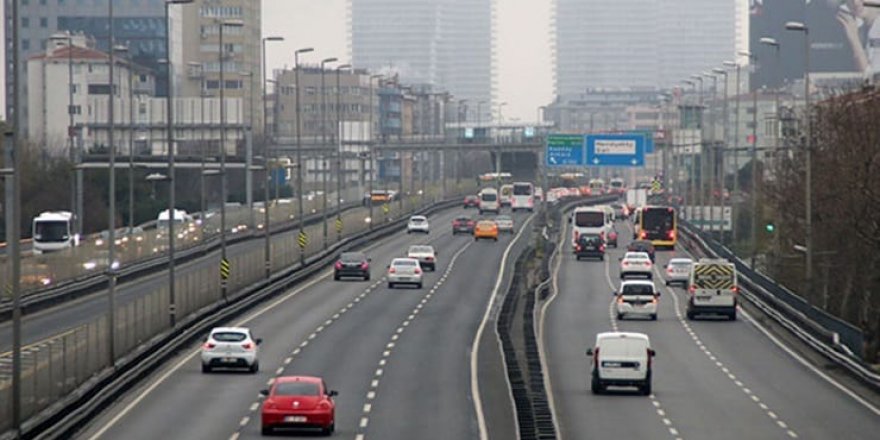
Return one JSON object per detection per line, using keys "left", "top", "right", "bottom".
{"left": 452, "top": 216, "right": 476, "bottom": 234}
{"left": 334, "top": 252, "right": 371, "bottom": 280}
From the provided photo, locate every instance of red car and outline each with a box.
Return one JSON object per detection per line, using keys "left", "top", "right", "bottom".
{"left": 452, "top": 216, "right": 476, "bottom": 234}
{"left": 261, "top": 376, "right": 337, "bottom": 436}
{"left": 463, "top": 195, "right": 480, "bottom": 208}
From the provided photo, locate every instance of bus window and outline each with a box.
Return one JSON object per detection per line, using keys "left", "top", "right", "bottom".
{"left": 575, "top": 211, "right": 605, "bottom": 228}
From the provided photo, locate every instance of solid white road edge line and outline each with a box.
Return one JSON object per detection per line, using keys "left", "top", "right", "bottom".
{"left": 471, "top": 212, "right": 536, "bottom": 440}
{"left": 535, "top": 215, "right": 569, "bottom": 439}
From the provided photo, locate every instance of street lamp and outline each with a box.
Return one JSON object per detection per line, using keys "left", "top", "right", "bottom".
{"left": 712, "top": 66, "right": 730, "bottom": 238}
{"left": 320, "top": 57, "right": 338, "bottom": 248}
{"left": 690, "top": 74, "right": 705, "bottom": 225}
{"left": 724, "top": 59, "right": 741, "bottom": 245}
{"left": 368, "top": 74, "right": 383, "bottom": 230}
{"left": 760, "top": 37, "right": 781, "bottom": 155}
{"left": 335, "top": 63, "right": 352, "bottom": 241}
{"left": 785, "top": 21, "right": 813, "bottom": 289}
{"left": 162, "top": 0, "right": 195, "bottom": 326}
{"left": 295, "top": 47, "right": 315, "bottom": 264}
{"left": 261, "top": 36, "right": 284, "bottom": 139}
{"left": 218, "top": 18, "right": 245, "bottom": 300}
{"left": 702, "top": 71, "right": 718, "bottom": 233}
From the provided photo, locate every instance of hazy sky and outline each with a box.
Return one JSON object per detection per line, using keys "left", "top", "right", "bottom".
{"left": 262, "top": 0, "right": 553, "bottom": 122}
{"left": 1, "top": 0, "right": 553, "bottom": 122}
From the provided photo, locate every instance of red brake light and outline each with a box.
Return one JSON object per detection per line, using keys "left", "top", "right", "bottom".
{"left": 426, "top": 256, "right": 434, "bottom": 261}
{"left": 360, "top": 262, "right": 369, "bottom": 270}
{"left": 599, "top": 245, "right": 605, "bottom": 251}
{"left": 622, "top": 261, "right": 629, "bottom": 267}
{"left": 414, "top": 268, "right": 422, "bottom": 274}
{"left": 203, "top": 342, "right": 216, "bottom": 350}
{"left": 335, "top": 261, "right": 343, "bottom": 270}
{"left": 242, "top": 342, "right": 254, "bottom": 351}
{"left": 318, "top": 400, "right": 332, "bottom": 410}
{"left": 264, "top": 399, "right": 277, "bottom": 410}
{"left": 639, "top": 231, "right": 647, "bottom": 239}
{"left": 668, "top": 230, "right": 676, "bottom": 239}
{"left": 593, "top": 347, "right": 600, "bottom": 368}
{"left": 576, "top": 245, "right": 582, "bottom": 251}
{"left": 688, "top": 285, "right": 696, "bottom": 294}
{"left": 730, "top": 286, "right": 738, "bottom": 294}
{"left": 389, "top": 267, "right": 396, "bottom": 274}
{"left": 647, "top": 348, "right": 653, "bottom": 369}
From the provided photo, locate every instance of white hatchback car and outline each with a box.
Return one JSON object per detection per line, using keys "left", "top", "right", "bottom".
{"left": 200, "top": 327, "right": 262, "bottom": 373}
{"left": 387, "top": 257, "right": 424, "bottom": 289}
{"left": 495, "top": 215, "right": 515, "bottom": 233}
{"left": 586, "top": 331, "right": 656, "bottom": 395}
{"left": 407, "top": 245, "right": 437, "bottom": 271}
{"left": 407, "top": 215, "right": 430, "bottom": 234}
{"left": 620, "top": 252, "right": 653, "bottom": 279}
{"left": 664, "top": 258, "right": 693, "bottom": 286}
{"left": 615, "top": 280, "right": 660, "bottom": 320}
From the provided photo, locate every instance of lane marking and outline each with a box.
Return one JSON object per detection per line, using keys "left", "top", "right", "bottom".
{"left": 471, "top": 212, "right": 537, "bottom": 440}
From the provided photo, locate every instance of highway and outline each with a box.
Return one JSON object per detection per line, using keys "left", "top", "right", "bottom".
{"left": 77, "top": 207, "right": 531, "bottom": 440}
{"left": 542, "top": 216, "right": 880, "bottom": 439}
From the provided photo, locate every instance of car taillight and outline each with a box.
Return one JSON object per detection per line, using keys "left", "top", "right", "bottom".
{"left": 202, "top": 342, "right": 215, "bottom": 350}
{"left": 360, "top": 262, "right": 369, "bottom": 270}
{"left": 639, "top": 231, "right": 647, "bottom": 239}
{"left": 617, "top": 296, "right": 625, "bottom": 303}
{"left": 688, "top": 285, "right": 696, "bottom": 294}
{"left": 668, "top": 230, "right": 676, "bottom": 239}
{"left": 426, "top": 256, "right": 434, "bottom": 261}
{"left": 318, "top": 400, "right": 331, "bottom": 410}
{"left": 264, "top": 399, "right": 276, "bottom": 410}
{"left": 576, "top": 245, "right": 582, "bottom": 251}
{"left": 647, "top": 348, "right": 653, "bottom": 369}
{"left": 599, "top": 231, "right": 605, "bottom": 240}
{"left": 389, "top": 267, "right": 396, "bottom": 274}
{"left": 730, "top": 286, "right": 738, "bottom": 294}
{"left": 609, "top": 231, "right": 617, "bottom": 240}
{"left": 242, "top": 342, "right": 254, "bottom": 351}
{"left": 599, "top": 245, "right": 605, "bottom": 251}
{"left": 414, "top": 268, "right": 422, "bottom": 274}
{"left": 593, "top": 347, "right": 600, "bottom": 368}
{"left": 622, "top": 261, "right": 629, "bottom": 267}
{"left": 334, "top": 261, "right": 343, "bottom": 270}
{"left": 667, "top": 268, "right": 674, "bottom": 274}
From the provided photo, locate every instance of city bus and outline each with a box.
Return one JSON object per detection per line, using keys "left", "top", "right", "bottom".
{"left": 638, "top": 206, "right": 677, "bottom": 249}
{"left": 511, "top": 182, "right": 535, "bottom": 212}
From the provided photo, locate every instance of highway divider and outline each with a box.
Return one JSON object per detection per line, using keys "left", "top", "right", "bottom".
{"left": 496, "top": 194, "right": 618, "bottom": 440}
{"left": 677, "top": 221, "right": 880, "bottom": 393}
{"left": 3, "top": 195, "right": 466, "bottom": 440}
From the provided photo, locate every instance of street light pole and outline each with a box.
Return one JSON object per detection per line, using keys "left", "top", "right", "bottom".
{"left": 295, "top": 47, "right": 315, "bottom": 263}
{"left": 319, "top": 57, "right": 337, "bottom": 248}
{"left": 369, "top": 74, "right": 382, "bottom": 230}
{"left": 786, "top": 21, "right": 812, "bottom": 287}
{"left": 691, "top": 74, "right": 705, "bottom": 226}
{"left": 760, "top": 37, "right": 782, "bottom": 182}
{"left": 703, "top": 72, "right": 718, "bottom": 233}
{"left": 107, "top": 0, "right": 118, "bottom": 362}
{"left": 261, "top": 36, "right": 284, "bottom": 140}
{"left": 713, "top": 66, "right": 730, "bottom": 239}
{"left": 218, "top": 18, "right": 244, "bottom": 299}
{"left": 727, "top": 59, "right": 743, "bottom": 244}
{"left": 336, "top": 64, "right": 352, "bottom": 242}
{"left": 9, "top": 0, "right": 22, "bottom": 433}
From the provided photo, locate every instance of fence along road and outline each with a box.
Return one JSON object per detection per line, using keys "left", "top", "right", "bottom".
{"left": 542, "top": 216, "right": 880, "bottom": 439}
{"left": 0, "top": 181, "right": 474, "bottom": 434}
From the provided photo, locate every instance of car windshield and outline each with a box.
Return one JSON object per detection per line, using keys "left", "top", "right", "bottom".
{"left": 211, "top": 332, "right": 247, "bottom": 342}
{"left": 274, "top": 382, "right": 320, "bottom": 396}
{"left": 340, "top": 252, "right": 365, "bottom": 263}
{"left": 622, "top": 284, "right": 654, "bottom": 295}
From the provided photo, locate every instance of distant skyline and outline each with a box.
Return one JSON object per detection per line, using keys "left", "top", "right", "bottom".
{"left": 0, "top": 1, "right": 554, "bottom": 123}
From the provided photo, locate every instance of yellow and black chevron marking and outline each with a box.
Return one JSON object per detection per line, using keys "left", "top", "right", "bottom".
{"left": 382, "top": 203, "right": 390, "bottom": 214}
{"left": 693, "top": 264, "right": 735, "bottom": 289}
{"left": 335, "top": 218, "right": 344, "bottom": 233}
{"left": 297, "top": 230, "right": 309, "bottom": 249}
{"left": 219, "top": 258, "right": 231, "bottom": 280}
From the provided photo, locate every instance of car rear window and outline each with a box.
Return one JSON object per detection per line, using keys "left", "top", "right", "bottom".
{"left": 670, "top": 261, "right": 691, "bottom": 268}
{"left": 497, "top": 216, "right": 511, "bottom": 221}
{"left": 409, "top": 246, "right": 432, "bottom": 253}
{"left": 212, "top": 332, "right": 247, "bottom": 342}
{"left": 393, "top": 260, "right": 417, "bottom": 266}
{"left": 626, "top": 254, "right": 649, "bottom": 260}
{"left": 340, "top": 252, "right": 364, "bottom": 263}
{"left": 274, "top": 382, "right": 320, "bottom": 396}
{"left": 622, "top": 284, "right": 654, "bottom": 295}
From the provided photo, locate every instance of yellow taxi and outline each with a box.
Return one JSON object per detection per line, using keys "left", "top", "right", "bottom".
{"left": 473, "top": 220, "right": 499, "bottom": 241}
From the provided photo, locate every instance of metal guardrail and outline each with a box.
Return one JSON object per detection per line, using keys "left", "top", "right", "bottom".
{"left": 678, "top": 221, "right": 880, "bottom": 393}
{"left": 0, "top": 200, "right": 363, "bottom": 321}
{"left": 2, "top": 195, "right": 466, "bottom": 440}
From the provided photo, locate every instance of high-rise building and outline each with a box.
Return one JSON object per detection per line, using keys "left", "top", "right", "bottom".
{"left": 5, "top": 0, "right": 173, "bottom": 136}
{"left": 348, "top": 0, "right": 493, "bottom": 120}
{"left": 178, "top": 0, "right": 263, "bottom": 136}
{"left": 553, "top": 0, "right": 736, "bottom": 95}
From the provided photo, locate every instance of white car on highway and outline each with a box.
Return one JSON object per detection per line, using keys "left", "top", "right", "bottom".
{"left": 495, "top": 215, "right": 515, "bottom": 233}
{"left": 407, "top": 215, "right": 430, "bottom": 234}
{"left": 407, "top": 245, "right": 438, "bottom": 271}
{"left": 620, "top": 252, "right": 653, "bottom": 279}
{"left": 387, "top": 257, "right": 423, "bottom": 289}
{"left": 200, "top": 327, "right": 262, "bottom": 373}
{"left": 664, "top": 258, "right": 693, "bottom": 286}
{"left": 586, "top": 331, "right": 655, "bottom": 395}
{"left": 615, "top": 280, "right": 660, "bottom": 321}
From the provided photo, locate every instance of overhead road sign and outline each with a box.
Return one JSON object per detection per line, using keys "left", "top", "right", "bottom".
{"left": 586, "top": 134, "right": 646, "bottom": 167}
{"left": 545, "top": 134, "right": 585, "bottom": 166}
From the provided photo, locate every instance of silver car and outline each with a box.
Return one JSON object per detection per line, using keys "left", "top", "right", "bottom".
{"left": 387, "top": 258, "right": 423, "bottom": 289}
{"left": 407, "top": 245, "right": 437, "bottom": 271}
{"left": 664, "top": 258, "right": 693, "bottom": 286}
{"left": 200, "top": 327, "right": 262, "bottom": 373}
{"left": 495, "top": 215, "right": 515, "bottom": 233}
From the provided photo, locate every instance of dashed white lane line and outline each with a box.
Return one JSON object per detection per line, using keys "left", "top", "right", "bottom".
{"left": 249, "top": 402, "right": 259, "bottom": 412}
{"left": 660, "top": 266, "right": 801, "bottom": 438}
{"left": 356, "top": 240, "right": 473, "bottom": 440}
{"left": 238, "top": 416, "right": 249, "bottom": 427}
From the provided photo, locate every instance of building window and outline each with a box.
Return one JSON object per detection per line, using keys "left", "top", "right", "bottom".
{"left": 22, "top": 18, "right": 29, "bottom": 28}
{"left": 69, "top": 105, "right": 82, "bottom": 115}
{"left": 40, "top": 0, "right": 47, "bottom": 5}
{"left": 40, "top": 17, "right": 48, "bottom": 28}
{"left": 205, "top": 80, "right": 220, "bottom": 90}
{"left": 746, "top": 107, "right": 756, "bottom": 114}
{"left": 224, "top": 80, "right": 242, "bottom": 89}
{"left": 88, "top": 84, "right": 117, "bottom": 95}
{"left": 22, "top": 39, "right": 30, "bottom": 50}
{"left": 745, "top": 121, "right": 756, "bottom": 129}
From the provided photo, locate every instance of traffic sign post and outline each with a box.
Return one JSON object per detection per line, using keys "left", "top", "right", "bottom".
{"left": 586, "top": 134, "right": 646, "bottom": 167}
{"left": 219, "top": 258, "right": 230, "bottom": 284}
{"left": 545, "top": 134, "right": 585, "bottom": 166}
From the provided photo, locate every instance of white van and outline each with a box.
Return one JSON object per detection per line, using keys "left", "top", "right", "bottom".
{"left": 570, "top": 206, "right": 612, "bottom": 247}
{"left": 687, "top": 258, "right": 738, "bottom": 320}
{"left": 586, "top": 332, "right": 655, "bottom": 395}
{"left": 478, "top": 188, "right": 500, "bottom": 214}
